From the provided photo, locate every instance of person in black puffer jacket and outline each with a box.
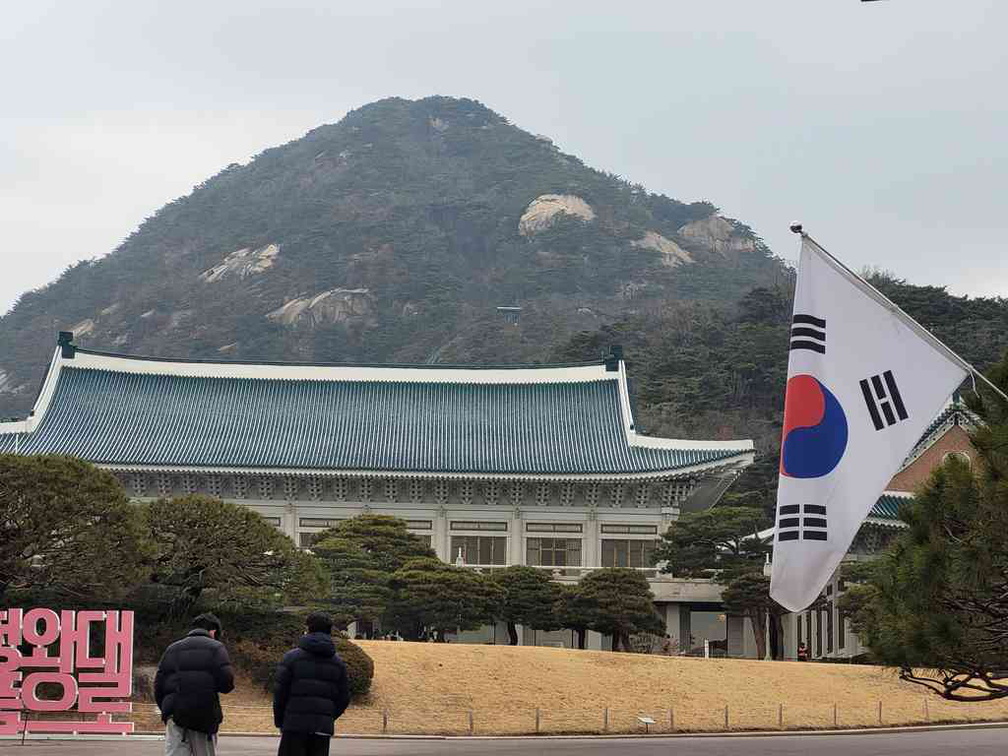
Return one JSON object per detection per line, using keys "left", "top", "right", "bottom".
{"left": 273, "top": 611, "right": 351, "bottom": 756}
{"left": 154, "top": 612, "right": 235, "bottom": 756}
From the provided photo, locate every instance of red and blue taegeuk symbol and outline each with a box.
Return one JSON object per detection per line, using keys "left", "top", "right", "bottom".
{"left": 780, "top": 374, "right": 849, "bottom": 478}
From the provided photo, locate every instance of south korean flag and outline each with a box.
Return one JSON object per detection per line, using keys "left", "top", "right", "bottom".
{"left": 769, "top": 234, "right": 969, "bottom": 612}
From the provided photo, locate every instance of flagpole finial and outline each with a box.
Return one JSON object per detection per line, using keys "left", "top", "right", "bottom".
{"left": 789, "top": 222, "right": 804, "bottom": 235}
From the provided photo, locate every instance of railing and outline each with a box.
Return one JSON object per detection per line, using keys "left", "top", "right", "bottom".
{"left": 120, "top": 698, "right": 1008, "bottom": 736}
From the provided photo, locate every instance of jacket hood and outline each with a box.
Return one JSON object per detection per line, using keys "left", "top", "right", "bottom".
{"left": 299, "top": 631, "right": 336, "bottom": 657}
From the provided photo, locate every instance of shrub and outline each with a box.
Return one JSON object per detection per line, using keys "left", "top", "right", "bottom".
{"left": 336, "top": 638, "right": 375, "bottom": 698}
{"left": 134, "top": 609, "right": 373, "bottom": 698}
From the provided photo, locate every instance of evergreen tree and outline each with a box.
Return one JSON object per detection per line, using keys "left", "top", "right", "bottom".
{"left": 386, "top": 558, "right": 504, "bottom": 641}
{"left": 655, "top": 505, "right": 783, "bottom": 658}
{"left": 576, "top": 568, "right": 664, "bottom": 651}
{"left": 0, "top": 454, "right": 149, "bottom": 604}
{"left": 492, "top": 565, "right": 562, "bottom": 645}
{"left": 312, "top": 514, "right": 436, "bottom": 632}
{"left": 842, "top": 352, "right": 1008, "bottom": 700}
{"left": 311, "top": 536, "right": 392, "bottom": 631}
{"left": 144, "top": 495, "right": 323, "bottom": 615}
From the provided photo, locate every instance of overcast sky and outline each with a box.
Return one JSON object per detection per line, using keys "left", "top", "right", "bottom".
{"left": 2, "top": 1, "right": 1006, "bottom": 313}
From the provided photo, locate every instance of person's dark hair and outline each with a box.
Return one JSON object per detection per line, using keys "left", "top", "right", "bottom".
{"left": 306, "top": 611, "right": 333, "bottom": 635}
{"left": 192, "top": 612, "right": 223, "bottom": 637}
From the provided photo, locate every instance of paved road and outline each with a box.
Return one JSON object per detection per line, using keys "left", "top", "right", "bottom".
{"left": 3, "top": 727, "right": 1007, "bottom": 756}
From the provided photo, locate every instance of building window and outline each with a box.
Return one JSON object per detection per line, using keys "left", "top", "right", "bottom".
{"left": 600, "top": 524, "right": 657, "bottom": 535}
{"left": 299, "top": 532, "right": 319, "bottom": 548}
{"left": 943, "top": 451, "right": 971, "bottom": 467}
{"left": 526, "top": 522, "right": 583, "bottom": 533}
{"left": 527, "top": 538, "right": 582, "bottom": 567}
{"left": 450, "top": 521, "right": 507, "bottom": 531}
{"left": 405, "top": 519, "right": 433, "bottom": 530}
{"left": 414, "top": 534, "right": 433, "bottom": 548}
{"left": 601, "top": 539, "right": 655, "bottom": 568}
{"left": 299, "top": 517, "right": 344, "bottom": 529}
{"left": 261, "top": 516, "right": 282, "bottom": 527}
{"left": 796, "top": 612, "right": 803, "bottom": 650}
{"left": 450, "top": 535, "right": 506, "bottom": 565}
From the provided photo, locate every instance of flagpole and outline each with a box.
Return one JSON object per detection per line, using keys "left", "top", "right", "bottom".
{"left": 789, "top": 223, "right": 1008, "bottom": 404}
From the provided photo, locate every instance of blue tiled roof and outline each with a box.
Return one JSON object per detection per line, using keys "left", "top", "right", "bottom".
{"left": 869, "top": 494, "right": 908, "bottom": 521}
{"left": 0, "top": 356, "right": 750, "bottom": 476}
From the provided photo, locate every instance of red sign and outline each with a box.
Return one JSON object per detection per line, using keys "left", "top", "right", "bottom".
{"left": 0, "top": 608, "right": 134, "bottom": 735}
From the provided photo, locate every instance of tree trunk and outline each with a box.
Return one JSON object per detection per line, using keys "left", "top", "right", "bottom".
{"left": 770, "top": 613, "right": 783, "bottom": 660}
{"left": 507, "top": 622, "right": 519, "bottom": 646}
{"left": 751, "top": 609, "right": 767, "bottom": 660}
{"left": 576, "top": 628, "right": 587, "bottom": 650}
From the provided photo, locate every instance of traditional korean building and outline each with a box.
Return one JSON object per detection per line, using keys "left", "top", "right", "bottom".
{"left": 1, "top": 333, "right": 755, "bottom": 649}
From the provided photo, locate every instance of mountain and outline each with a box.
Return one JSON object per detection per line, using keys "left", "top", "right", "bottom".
{"left": 0, "top": 96, "right": 787, "bottom": 417}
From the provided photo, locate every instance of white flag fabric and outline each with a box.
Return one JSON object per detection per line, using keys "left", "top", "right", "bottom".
{"left": 769, "top": 237, "right": 968, "bottom": 612}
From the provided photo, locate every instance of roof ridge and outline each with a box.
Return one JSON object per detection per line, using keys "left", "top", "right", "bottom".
{"left": 73, "top": 346, "right": 605, "bottom": 371}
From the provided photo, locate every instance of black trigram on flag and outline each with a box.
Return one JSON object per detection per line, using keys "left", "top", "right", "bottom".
{"left": 790, "top": 314, "right": 826, "bottom": 354}
{"left": 860, "top": 370, "right": 909, "bottom": 430}
{"left": 778, "top": 504, "right": 828, "bottom": 542}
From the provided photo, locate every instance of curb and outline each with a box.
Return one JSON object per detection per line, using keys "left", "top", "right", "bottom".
{"left": 15, "top": 720, "right": 1007, "bottom": 743}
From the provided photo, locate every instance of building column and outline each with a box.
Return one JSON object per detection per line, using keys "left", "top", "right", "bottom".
{"left": 510, "top": 507, "right": 523, "bottom": 565}
{"left": 584, "top": 510, "right": 599, "bottom": 568}
{"left": 285, "top": 500, "right": 298, "bottom": 542}
{"left": 436, "top": 505, "right": 450, "bottom": 562}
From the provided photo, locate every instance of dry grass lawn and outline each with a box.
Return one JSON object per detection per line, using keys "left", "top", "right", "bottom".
{"left": 133, "top": 642, "right": 1008, "bottom": 735}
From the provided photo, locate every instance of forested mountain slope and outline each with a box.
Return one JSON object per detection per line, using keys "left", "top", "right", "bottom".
{"left": 0, "top": 96, "right": 784, "bottom": 417}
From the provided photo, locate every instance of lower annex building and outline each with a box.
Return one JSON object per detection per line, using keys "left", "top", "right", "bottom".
{"left": 0, "top": 334, "right": 756, "bottom": 652}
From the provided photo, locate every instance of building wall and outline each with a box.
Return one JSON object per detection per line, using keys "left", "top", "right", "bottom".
{"left": 887, "top": 425, "right": 973, "bottom": 492}
{"left": 122, "top": 470, "right": 766, "bottom": 658}
{"left": 780, "top": 566, "right": 867, "bottom": 661}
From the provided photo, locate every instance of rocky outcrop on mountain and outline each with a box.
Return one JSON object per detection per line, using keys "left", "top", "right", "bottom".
{"left": 632, "top": 231, "right": 693, "bottom": 267}
{"left": 518, "top": 195, "right": 595, "bottom": 235}
{"left": 71, "top": 319, "right": 95, "bottom": 338}
{"left": 678, "top": 215, "right": 756, "bottom": 255}
{"left": 199, "top": 244, "right": 279, "bottom": 283}
{"left": 267, "top": 289, "right": 373, "bottom": 327}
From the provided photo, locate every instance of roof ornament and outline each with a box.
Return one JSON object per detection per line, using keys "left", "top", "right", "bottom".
{"left": 604, "top": 344, "right": 623, "bottom": 372}
{"left": 57, "top": 331, "right": 76, "bottom": 359}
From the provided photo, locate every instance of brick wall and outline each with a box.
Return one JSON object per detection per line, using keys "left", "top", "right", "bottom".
{"left": 887, "top": 425, "right": 973, "bottom": 492}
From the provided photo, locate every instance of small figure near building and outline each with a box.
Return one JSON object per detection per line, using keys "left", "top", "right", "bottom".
{"left": 797, "top": 642, "right": 809, "bottom": 662}
{"left": 659, "top": 634, "right": 674, "bottom": 656}
{"left": 154, "top": 613, "right": 235, "bottom": 756}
